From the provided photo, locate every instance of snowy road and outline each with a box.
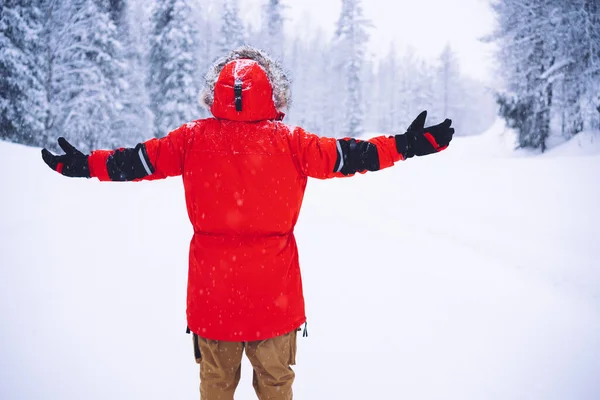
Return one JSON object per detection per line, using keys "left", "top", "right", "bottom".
{"left": 1, "top": 125, "right": 599, "bottom": 399}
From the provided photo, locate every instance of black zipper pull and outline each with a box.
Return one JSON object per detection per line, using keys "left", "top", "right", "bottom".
{"left": 234, "top": 79, "right": 243, "bottom": 111}
{"left": 302, "top": 322, "right": 308, "bottom": 337}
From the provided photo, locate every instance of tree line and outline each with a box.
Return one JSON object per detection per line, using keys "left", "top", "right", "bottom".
{"left": 1, "top": 0, "right": 496, "bottom": 153}
{"left": 490, "top": 0, "right": 600, "bottom": 151}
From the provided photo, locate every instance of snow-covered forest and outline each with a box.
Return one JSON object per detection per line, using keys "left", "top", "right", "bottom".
{"left": 1, "top": 0, "right": 497, "bottom": 153}
{"left": 490, "top": 0, "right": 600, "bottom": 151}
{"left": 2, "top": 0, "right": 600, "bottom": 151}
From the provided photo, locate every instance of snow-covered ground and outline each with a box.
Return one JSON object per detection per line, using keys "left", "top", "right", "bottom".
{"left": 1, "top": 122, "right": 599, "bottom": 399}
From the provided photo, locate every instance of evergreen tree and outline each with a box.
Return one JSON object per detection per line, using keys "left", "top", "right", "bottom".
{"left": 107, "top": 0, "right": 126, "bottom": 25}
{"left": 561, "top": 0, "right": 600, "bottom": 132}
{"left": 286, "top": 37, "right": 307, "bottom": 127}
{"left": 0, "top": 0, "right": 47, "bottom": 146}
{"left": 396, "top": 47, "right": 436, "bottom": 129}
{"left": 199, "top": 0, "right": 220, "bottom": 65}
{"left": 374, "top": 45, "right": 399, "bottom": 133}
{"left": 286, "top": 31, "right": 331, "bottom": 133}
{"left": 149, "top": 0, "right": 202, "bottom": 137}
{"left": 490, "top": 0, "right": 600, "bottom": 150}
{"left": 360, "top": 57, "right": 376, "bottom": 135}
{"left": 108, "top": 0, "right": 152, "bottom": 144}
{"left": 437, "top": 44, "right": 461, "bottom": 118}
{"left": 261, "top": 0, "right": 285, "bottom": 61}
{"left": 491, "top": 0, "right": 553, "bottom": 150}
{"left": 219, "top": 0, "right": 245, "bottom": 56}
{"left": 45, "top": 0, "right": 124, "bottom": 151}
{"left": 435, "top": 44, "right": 476, "bottom": 135}
{"left": 333, "top": 0, "right": 370, "bottom": 137}
{"left": 189, "top": 0, "right": 211, "bottom": 84}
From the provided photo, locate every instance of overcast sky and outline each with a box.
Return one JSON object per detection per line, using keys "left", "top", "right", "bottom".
{"left": 239, "top": 0, "right": 497, "bottom": 84}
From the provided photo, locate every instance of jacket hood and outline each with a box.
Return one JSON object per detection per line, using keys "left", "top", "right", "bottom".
{"left": 200, "top": 46, "right": 291, "bottom": 122}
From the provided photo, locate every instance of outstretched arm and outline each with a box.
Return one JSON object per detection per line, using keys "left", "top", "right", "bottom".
{"left": 291, "top": 111, "right": 455, "bottom": 179}
{"left": 41, "top": 124, "right": 190, "bottom": 181}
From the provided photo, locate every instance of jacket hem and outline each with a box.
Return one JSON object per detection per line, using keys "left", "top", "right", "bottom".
{"left": 188, "top": 316, "right": 307, "bottom": 342}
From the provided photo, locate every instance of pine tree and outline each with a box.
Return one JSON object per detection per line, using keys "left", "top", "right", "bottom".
{"left": 0, "top": 0, "right": 48, "bottom": 146}
{"left": 395, "top": 47, "right": 436, "bottom": 129}
{"left": 360, "top": 58, "right": 376, "bottom": 135}
{"left": 286, "top": 28, "right": 338, "bottom": 134}
{"left": 491, "top": 0, "right": 554, "bottom": 150}
{"left": 200, "top": 0, "right": 220, "bottom": 64}
{"left": 189, "top": 0, "right": 211, "bottom": 89}
{"left": 437, "top": 44, "right": 461, "bottom": 118}
{"left": 562, "top": 0, "right": 600, "bottom": 132}
{"left": 489, "top": 0, "right": 600, "bottom": 150}
{"left": 45, "top": 0, "right": 124, "bottom": 151}
{"left": 261, "top": 0, "right": 285, "bottom": 61}
{"left": 374, "top": 45, "right": 399, "bottom": 133}
{"left": 286, "top": 37, "right": 307, "bottom": 127}
{"left": 333, "top": 0, "right": 370, "bottom": 137}
{"left": 149, "top": 0, "right": 202, "bottom": 137}
{"left": 108, "top": 0, "right": 152, "bottom": 144}
{"left": 219, "top": 0, "right": 245, "bottom": 56}
{"left": 435, "top": 44, "right": 474, "bottom": 135}
{"left": 107, "top": 0, "right": 126, "bottom": 24}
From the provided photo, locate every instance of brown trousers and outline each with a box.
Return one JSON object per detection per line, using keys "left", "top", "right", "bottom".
{"left": 193, "top": 330, "right": 297, "bottom": 400}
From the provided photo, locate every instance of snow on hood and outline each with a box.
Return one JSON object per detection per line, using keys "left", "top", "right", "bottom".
{"left": 200, "top": 46, "right": 291, "bottom": 114}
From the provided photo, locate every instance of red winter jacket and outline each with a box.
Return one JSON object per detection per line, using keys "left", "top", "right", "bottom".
{"left": 88, "top": 59, "right": 403, "bottom": 341}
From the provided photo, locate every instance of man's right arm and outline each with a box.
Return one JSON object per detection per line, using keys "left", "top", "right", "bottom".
{"left": 42, "top": 123, "right": 191, "bottom": 181}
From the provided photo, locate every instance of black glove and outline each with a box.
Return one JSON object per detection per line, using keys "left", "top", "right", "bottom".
{"left": 395, "top": 111, "right": 455, "bottom": 159}
{"left": 41, "top": 137, "right": 90, "bottom": 178}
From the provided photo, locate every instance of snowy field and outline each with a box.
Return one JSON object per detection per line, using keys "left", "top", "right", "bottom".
{"left": 1, "top": 122, "right": 600, "bottom": 400}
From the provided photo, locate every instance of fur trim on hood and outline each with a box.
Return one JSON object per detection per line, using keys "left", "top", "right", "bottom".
{"left": 200, "top": 46, "right": 291, "bottom": 113}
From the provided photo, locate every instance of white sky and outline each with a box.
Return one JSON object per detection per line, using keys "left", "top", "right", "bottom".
{"left": 240, "top": 0, "right": 498, "bottom": 84}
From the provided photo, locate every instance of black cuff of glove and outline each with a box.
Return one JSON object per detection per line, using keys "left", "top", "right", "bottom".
{"left": 394, "top": 134, "right": 414, "bottom": 159}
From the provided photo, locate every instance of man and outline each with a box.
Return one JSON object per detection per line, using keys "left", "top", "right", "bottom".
{"left": 41, "top": 46, "right": 454, "bottom": 399}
